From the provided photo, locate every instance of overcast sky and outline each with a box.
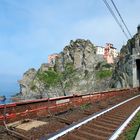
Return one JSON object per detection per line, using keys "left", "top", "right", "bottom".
{"left": 0, "top": 0, "right": 140, "bottom": 93}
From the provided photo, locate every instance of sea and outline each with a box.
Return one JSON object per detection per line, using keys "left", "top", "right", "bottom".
{"left": 0, "top": 82, "right": 19, "bottom": 104}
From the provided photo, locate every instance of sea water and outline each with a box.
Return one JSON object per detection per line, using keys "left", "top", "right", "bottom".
{"left": 0, "top": 83, "right": 19, "bottom": 104}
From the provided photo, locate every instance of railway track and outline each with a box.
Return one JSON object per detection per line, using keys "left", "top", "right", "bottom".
{"left": 46, "top": 94, "right": 140, "bottom": 140}
{"left": 0, "top": 88, "right": 140, "bottom": 140}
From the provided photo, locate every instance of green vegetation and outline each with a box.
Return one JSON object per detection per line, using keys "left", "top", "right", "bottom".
{"left": 95, "top": 61, "right": 113, "bottom": 70}
{"left": 61, "top": 62, "right": 75, "bottom": 89}
{"left": 37, "top": 70, "right": 61, "bottom": 87}
{"left": 63, "top": 62, "right": 74, "bottom": 77}
{"left": 120, "top": 111, "right": 140, "bottom": 140}
{"left": 80, "top": 103, "right": 92, "bottom": 110}
{"left": 35, "top": 63, "right": 75, "bottom": 96}
{"left": 96, "top": 70, "right": 112, "bottom": 79}
{"left": 30, "top": 84, "right": 36, "bottom": 91}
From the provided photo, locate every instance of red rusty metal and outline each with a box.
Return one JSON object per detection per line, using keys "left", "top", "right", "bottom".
{"left": 0, "top": 87, "right": 139, "bottom": 124}
{"left": 0, "top": 113, "right": 16, "bottom": 120}
{"left": 0, "top": 103, "right": 16, "bottom": 109}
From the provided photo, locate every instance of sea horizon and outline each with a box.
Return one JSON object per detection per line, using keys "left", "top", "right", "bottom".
{"left": 0, "top": 81, "right": 19, "bottom": 104}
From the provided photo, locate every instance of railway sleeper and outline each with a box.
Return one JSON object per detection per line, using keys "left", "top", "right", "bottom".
{"left": 97, "top": 118, "right": 121, "bottom": 125}
{"left": 102, "top": 116, "right": 124, "bottom": 122}
{"left": 93, "top": 120, "right": 118, "bottom": 128}
{"left": 104, "top": 114, "right": 125, "bottom": 120}
{"left": 53, "top": 116, "right": 72, "bottom": 125}
{"left": 82, "top": 110, "right": 95, "bottom": 115}
{"left": 63, "top": 133, "right": 88, "bottom": 140}
{"left": 86, "top": 123, "right": 116, "bottom": 131}
{"left": 107, "top": 113, "right": 126, "bottom": 118}
{"left": 81, "top": 126, "right": 112, "bottom": 137}
{"left": 76, "top": 129, "right": 107, "bottom": 140}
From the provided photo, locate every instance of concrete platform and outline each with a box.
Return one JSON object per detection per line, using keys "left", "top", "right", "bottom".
{"left": 7, "top": 119, "right": 47, "bottom": 131}
{"left": 135, "top": 127, "right": 140, "bottom": 140}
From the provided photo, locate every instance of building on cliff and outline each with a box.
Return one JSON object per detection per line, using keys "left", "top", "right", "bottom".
{"left": 96, "top": 43, "right": 118, "bottom": 64}
{"left": 96, "top": 46, "right": 105, "bottom": 55}
{"left": 48, "top": 44, "right": 118, "bottom": 65}
{"left": 103, "top": 43, "right": 118, "bottom": 64}
{"left": 48, "top": 53, "right": 59, "bottom": 64}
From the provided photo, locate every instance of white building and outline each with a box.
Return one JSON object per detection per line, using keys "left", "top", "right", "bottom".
{"left": 96, "top": 46, "right": 104, "bottom": 55}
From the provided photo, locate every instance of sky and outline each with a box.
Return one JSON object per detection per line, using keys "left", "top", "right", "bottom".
{"left": 0, "top": 0, "right": 140, "bottom": 95}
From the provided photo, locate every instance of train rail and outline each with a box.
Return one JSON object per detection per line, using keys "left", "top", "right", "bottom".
{"left": 46, "top": 94, "right": 140, "bottom": 140}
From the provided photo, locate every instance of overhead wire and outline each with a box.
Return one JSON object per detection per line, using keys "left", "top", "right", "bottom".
{"left": 102, "top": 0, "right": 129, "bottom": 40}
{"left": 110, "top": 0, "right": 132, "bottom": 38}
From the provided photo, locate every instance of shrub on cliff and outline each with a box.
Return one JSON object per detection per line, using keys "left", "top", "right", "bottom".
{"left": 96, "top": 70, "right": 112, "bottom": 80}
{"left": 37, "top": 70, "right": 60, "bottom": 87}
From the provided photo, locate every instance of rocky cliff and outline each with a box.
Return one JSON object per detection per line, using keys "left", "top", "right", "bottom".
{"left": 110, "top": 27, "right": 140, "bottom": 88}
{"left": 19, "top": 39, "right": 113, "bottom": 99}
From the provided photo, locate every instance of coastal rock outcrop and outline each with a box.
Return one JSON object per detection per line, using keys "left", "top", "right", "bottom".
{"left": 19, "top": 39, "right": 113, "bottom": 99}
{"left": 19, "top": 68, "right": 37, "bottom": 98}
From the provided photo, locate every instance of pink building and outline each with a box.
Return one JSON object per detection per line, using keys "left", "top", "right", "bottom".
{"left": 48, "top": 53, "right": 59, "bottom": 64}
{"left": 104, "top": 43, "right": 118, "bottom": 64}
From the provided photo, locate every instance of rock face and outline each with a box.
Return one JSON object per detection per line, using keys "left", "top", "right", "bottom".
{"left": 19, "top": 68, "right": 37, "bottom": 98}
{"left": 110, "top": 27, "right": 140, "bottom": 88}
{"left": 110, "top": 44, "right": 133, "bottom": 88}
{"left": 55, "top": 39, "right": 96, "bottom": 72}
{"left": 55, "top": 39, "right": 97, "bottom": 94}
{"left": 19, "top": 39, "right": 113, "bottom": 99}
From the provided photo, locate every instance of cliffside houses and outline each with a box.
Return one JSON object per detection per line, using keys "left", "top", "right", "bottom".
{"left": 96, "top": 43, "right": 118, "bottom": 64}
{"left": 47, "top": 43, "right": 118, "bottom": 66}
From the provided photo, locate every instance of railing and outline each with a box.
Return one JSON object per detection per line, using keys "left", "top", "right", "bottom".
{"left": 0, "top": 87, "right": 139, "bottom": 125}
